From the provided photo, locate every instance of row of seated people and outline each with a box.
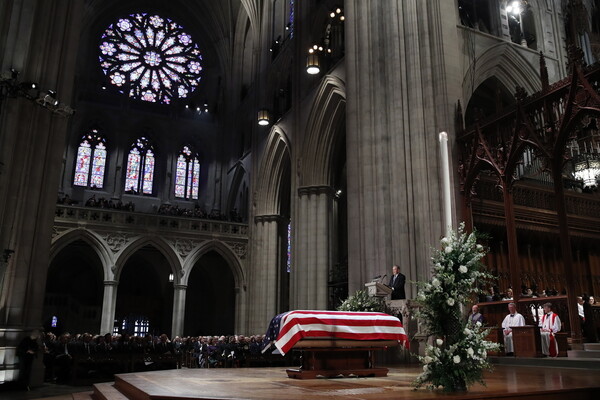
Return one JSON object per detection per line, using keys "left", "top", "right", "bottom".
{"left": 478, "top": 286, "right": 568, "bottom": 303}
{"left": 57, "top": 194, "right": 135, "bottom": 211}
{"left": 157, "top": 203, "right": 243, "bottom": 222}
{"left": 57, "top": 193, "right": 244, "bottom": 223}
{"left": 469, "top": 302, "right": 565, "bottom": 357}
{"left": 472, "top": 291, "right": 598, "bottom": 344}
{"left": 39, "top": 331, "right": 292, "bottom": 384}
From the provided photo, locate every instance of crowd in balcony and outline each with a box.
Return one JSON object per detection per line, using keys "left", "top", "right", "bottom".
{"left": 156, "top": 203, "right": 242, "bottom": 222}
{"left": 35, "top": 331, "right": 288, "bottom": 385}
{"left": 57, "top": 193, "right": 244, "bottom": 223}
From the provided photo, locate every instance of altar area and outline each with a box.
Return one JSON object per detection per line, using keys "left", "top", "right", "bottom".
{"left": 88, "top": 364, "right": 600, "bottom": 400}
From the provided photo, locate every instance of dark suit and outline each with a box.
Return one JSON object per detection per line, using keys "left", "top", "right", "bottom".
{"left": 389, "top": 273, "right": 406, "bottom": 300}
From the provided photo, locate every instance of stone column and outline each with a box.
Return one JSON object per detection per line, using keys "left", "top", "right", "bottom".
{"left": 171, "top": 284, "right": 187, "bottom": 337}
{"left": 0, "top": 0, "right": 83, "bottom": 384}
{"left": 345, "top": 0, "right": 460, "bottom": 297}
{"left": 99, "top": 280, "right": 118, "bottom": 335}
{"left": 247, "top": 215, "right": 283, "bottom": 334}
{"left": 291, "top": 186, "right": 333, "bottom": 310}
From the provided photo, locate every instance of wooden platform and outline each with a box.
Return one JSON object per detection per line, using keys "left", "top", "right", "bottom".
{"left": 90, "top": 365, "right": 600, "bottom": 400}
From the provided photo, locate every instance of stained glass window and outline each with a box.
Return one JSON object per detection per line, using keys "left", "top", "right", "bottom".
{"left": 74, "top": 130, "right": 107, "bottom": 188}
{"left": 289, "top": 0, "right": 295, "bottom": 38}
{"left": 125, "top": 137, "right": 154, "bottom": 194}
{"left": 175, "top": 146, "right": 200, "bottom": 199}
{"left": 287, "top": 223, "right": 291, "bottom": 272}
{"left": 99, "top": 13, "right": 203, "bottom": 104}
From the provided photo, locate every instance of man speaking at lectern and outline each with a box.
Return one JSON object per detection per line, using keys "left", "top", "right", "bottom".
{"left": 388, "top": 265, "right": 406, "bottom": 300}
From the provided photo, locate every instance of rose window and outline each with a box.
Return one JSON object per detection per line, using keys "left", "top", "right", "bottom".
{"left": 99, "top": 13, "right": 203, "bottom": 104}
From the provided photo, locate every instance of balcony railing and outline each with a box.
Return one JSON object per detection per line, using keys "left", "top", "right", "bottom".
{"left": 55, "top": 204, "right": 248, "bottom": 237}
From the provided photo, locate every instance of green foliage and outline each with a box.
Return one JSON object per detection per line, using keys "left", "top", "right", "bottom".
{"left": 337, "top": 289, "right": 384, "bottom": 312}
{"left": 413, "top": 223, "right": 500, "bottom": 392}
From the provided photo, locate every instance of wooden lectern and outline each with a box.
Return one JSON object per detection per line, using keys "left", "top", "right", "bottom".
{"left": 365, "top": 282, "right": 392, "bottom": 297}
{"left": 512, "top": 325, "right": 542, "bottom": 358}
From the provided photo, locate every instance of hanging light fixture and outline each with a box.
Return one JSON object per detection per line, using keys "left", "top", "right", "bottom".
{"left": 573, "top": 153, "right": 600, "bottom": 188}
{"left": 306, "top": 53, "right": 320, "bottom": 75}
{"left": 257, "top": 109, "right": 270, "bottom": 126}
{"left": 169, "top": 273, "right": 174, "bottom": 282}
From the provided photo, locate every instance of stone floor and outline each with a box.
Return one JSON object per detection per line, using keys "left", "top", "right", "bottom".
{"left": 0, "top": 382, "right": 93, "bottom": 400}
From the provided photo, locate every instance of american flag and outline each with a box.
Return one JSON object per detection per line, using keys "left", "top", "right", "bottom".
{"left": 261, "top": 312, "right": 289, "bottom": 353}
{"left": 262, "top": 310, "right": 409, "bottom": 355}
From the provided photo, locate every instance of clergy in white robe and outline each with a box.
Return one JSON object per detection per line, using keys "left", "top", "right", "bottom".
{"left": 539, "top": 303, "right": 561, "bottom": 357}
{"left": 501, "top": 302, "right": 526, "bottom": 355}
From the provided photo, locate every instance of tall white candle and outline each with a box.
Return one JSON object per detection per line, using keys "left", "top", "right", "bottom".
{"left": 439, "top": 132, "right": 453, "bottom": 236}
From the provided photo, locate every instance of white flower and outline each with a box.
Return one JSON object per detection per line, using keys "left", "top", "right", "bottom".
{"left": 440, "top": 237, "right": 449, "bottom": 245}
{"left": 453, "top": 355, "right": 461, "bottom": 364}
{"left": 481, "top": 350, "right": 487, "bottom": 358}
{"left": 444, "top": 246, "right": 453, "bottom": 254}
{"left": 458, "top": 265, "right": 468, "bottom": 274}
{"left": 432, "top": 278, "right": 441, "bottom": 287}
{"left": 476, "top": 244, "right": 483, "bottom": 251}
{"left": 423, "top": 356, "right": 433, "bottom": 364}
{"left": 463, "top": 327, "right": 472, "bottom": 335}
{"left": 436, "top": 338, "right": 444, "bottom": 346}
{"left": 467, "top": 348, "right": 474, "bottom": 356}
{"left": 476, "top": 321, "right": 482, "bottom": 327}
{"left": 423, "top": 364, "right": 429, "bottom": 372}
{"left": 446, "top": 298, "right": 455, "bottom": 306}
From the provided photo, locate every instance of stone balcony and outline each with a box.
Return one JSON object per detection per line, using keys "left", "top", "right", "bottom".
{"left": 53, "top": 204, "right": 250, "bottom": 264}
{"left": 54, "top": 204, "right": 248, "bottom": 238}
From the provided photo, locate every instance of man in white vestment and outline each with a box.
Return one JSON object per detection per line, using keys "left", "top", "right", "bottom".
{"left": 501, "top": 302, "right": 525, "bottom": 356}
{"left": 539, "top": 302, "right": 561, "bottom": 357}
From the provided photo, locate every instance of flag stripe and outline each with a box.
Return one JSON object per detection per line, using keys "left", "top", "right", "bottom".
{"left": 271, "top": 310, "right": 409, "bottom": 355}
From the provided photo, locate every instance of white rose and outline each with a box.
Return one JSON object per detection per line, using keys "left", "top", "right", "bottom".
{"left": 476, "top": 321, "right": 482, "bottom": 327}
{"left": 446, "top": 298, "right": 455, "bottom": 306}
{"left": 444, "top": 246, "right": 453, "bottom": 254}
{"left": 467, "top": 348, "right": 474, "bottom": 356}
{"left": 440, "top": 237, "right": 449, "bottom": 245}
{"left": 432, "top": 278, "right": 441, "bottom": 287}
{"left": 423, "top": 364, "right": 429, "bottom": 372}
{"left": 423, "top": 356, "right": 433, "bottom": 364}
{"left": 453, "top": 355, "right": 461, "bottom": 364}
{"left": 458, "top": 265, "right": 468, "bottom": 274}
{"left": 436, "top": 338, "right": 444, "bottom": 346}
{"left": 481, "top": 350, "right": 487, "bottom": 358}
{"left": 476, "top": 244, "right": 483, "bottom": 250}
{"left": 463, "top": 328, "right": 472, "bottom": 335}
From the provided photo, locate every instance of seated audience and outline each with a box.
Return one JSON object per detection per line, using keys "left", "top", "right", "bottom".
{"left": 502, "top": 288, "right": 513, "bottom": 301}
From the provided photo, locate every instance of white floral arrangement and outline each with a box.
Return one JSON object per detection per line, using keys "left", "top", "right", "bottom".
{"left": 337, "top": 289, "right": 384, "bottom": 312}
{"left": 413, "top": 223, "right": 500, "bottom": 391}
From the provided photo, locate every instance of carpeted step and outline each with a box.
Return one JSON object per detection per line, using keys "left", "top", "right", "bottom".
{"left": 91, "top": 382, "right": 129, "bottom": 400}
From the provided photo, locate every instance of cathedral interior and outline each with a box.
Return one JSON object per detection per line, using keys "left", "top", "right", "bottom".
{"left": 1, "top": 0, "right": 600, "bottom": 387}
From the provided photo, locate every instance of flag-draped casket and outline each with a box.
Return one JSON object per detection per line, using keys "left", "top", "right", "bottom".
{"left": 262, "top": 310, "right": 409, "bottom": 355}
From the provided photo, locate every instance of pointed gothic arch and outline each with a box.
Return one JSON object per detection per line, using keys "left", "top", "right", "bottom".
{"left": 181, "top": 240, "right": 245, "bottom": 289}
{"left": 50, "top": 228, "right": 114, "bottom": 281}
{"left": 226, "top": 161, "right": 249, "bottom": 219}
{"left": 254, "top": 126, "right": 291, "bottom": 216}
{"left": 114, "top": 236, "right": 182, "bottom": 282}
{"left": 300, "top": 75, "right": 346, "bottom": 186}
{"left": 463, "top": 42, "right": 541, "bottom": 104}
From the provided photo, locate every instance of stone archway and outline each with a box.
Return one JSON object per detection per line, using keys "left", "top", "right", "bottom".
{"left": 45, "top": 240, "right": 105, "bottom": 334}
{"left": 292, "top": 75, "right": 346, "bottom": 310}
{"left": 184, "top": 250, "right": 236, "bottom": 336}
{"left": 115, "top": 245, "right": 175, "bottom": 336}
